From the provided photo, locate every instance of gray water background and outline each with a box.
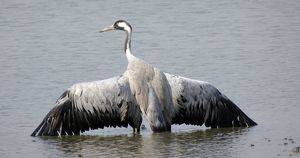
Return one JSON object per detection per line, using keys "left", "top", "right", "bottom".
{"left": 1, "top": 0, "right": 300, "bottom": 157}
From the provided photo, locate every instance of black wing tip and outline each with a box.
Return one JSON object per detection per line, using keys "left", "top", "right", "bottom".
{"left": 31, "top": 91, "right": 70, "bottom": 137}
{"left": 30, "top": 132, "right": 37, "bottom": 137}
{"left": 221, "top": 96, "right": 258, "bottom": 128}
{"left": 30, "top": 127, "right": 38, "bottom": 136}
{"left": 30, "top": 116, "right": 48, "bottom": 137}
{"left": 30, "top": 129, "right": 40, "bottom": 137}
{"left": 245, "top": 118, "right": 258, "bottom": 127}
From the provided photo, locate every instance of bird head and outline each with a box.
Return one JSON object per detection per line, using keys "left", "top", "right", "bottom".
{"left": 100, "top": 20, "right": 132, "bottom": 33}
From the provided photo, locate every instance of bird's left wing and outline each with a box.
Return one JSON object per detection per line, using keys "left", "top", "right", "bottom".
{"left": 165, "top": 73, "right": 257, "bottom": 128}
{"left": 31, "top": 75, "right": 142, "bottom": 136}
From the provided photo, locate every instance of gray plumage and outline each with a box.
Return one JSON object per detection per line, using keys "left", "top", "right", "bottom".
{"left": 31, "top": 76, "right": 142, "bottom": 136}
{"left": 31, "top": 20, "right": 257, "bottom": 136}
{"left": 124, "top": 55, "right": 174, "bottom": 131}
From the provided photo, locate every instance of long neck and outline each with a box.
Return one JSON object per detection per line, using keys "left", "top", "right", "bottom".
{"left": 124, "top": 29, "right": 132, "bottom": 55}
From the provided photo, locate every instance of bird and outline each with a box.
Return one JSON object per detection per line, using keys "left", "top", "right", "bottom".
{"left": 100, "top": 20, "right": 175, "bottom": 131}
{"left": 31, "top": 20, "right": 257, "bottom": 136}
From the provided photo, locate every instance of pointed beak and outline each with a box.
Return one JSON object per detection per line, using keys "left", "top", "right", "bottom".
{"left": 99, "top": 25, "right": 115, "bottom": 33}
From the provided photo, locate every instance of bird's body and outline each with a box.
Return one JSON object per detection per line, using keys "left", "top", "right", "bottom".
{"left": 31, "top": 20, "right": 257, "bottom": 136}
{"left": 125, "top": 53, "right": 174, "bottom": 131}
{"left": 115, "top": 20, "right": 174, "bottom": 131}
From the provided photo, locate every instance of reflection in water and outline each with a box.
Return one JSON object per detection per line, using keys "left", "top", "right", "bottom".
{"left": 38, "top": 134, "right": 143, "bottom": 157}
{"left": 37, "top": 128, "right": 249, "bottom": 157}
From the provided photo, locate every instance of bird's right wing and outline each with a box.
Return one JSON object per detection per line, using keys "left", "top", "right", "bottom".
{"left": 31, "top": 75, "right": 142, "bottom": 136}
{"left": 165, "top": 73, "right": 257, "bottom": 128}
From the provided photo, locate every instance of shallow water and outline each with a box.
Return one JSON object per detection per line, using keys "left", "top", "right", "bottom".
{"left": 1, "top": 0, "right": 300, "bottom": 157}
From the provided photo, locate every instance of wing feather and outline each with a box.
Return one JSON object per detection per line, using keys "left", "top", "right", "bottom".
{"left": 31, "top": 76, "right": 142, "bottom": 136}
{"left": 166, "top": 73, "right": 257, "bottom": 128}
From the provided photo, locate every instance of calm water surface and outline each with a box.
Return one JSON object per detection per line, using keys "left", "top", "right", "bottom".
{"left": 1, "top": 0, "right": 300, "bottom": 157}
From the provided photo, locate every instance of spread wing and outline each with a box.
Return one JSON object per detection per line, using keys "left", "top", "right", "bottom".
{"left": 166, "top": 73, "right": 257, "bottom": 128}
{"left": 31, "top": 75, "right": 142, "bottom": 136}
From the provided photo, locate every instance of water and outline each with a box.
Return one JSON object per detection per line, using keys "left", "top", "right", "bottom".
{"left": 1, "top": 0, "right": 300, "bottom": 157}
